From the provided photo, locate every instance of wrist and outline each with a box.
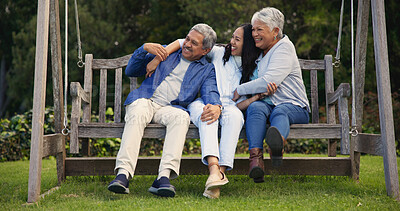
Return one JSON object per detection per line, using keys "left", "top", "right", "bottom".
{"left": 153, "top": 56, "right": 162, "bottom": 62}
{"left": 143, "top": 43, "right": 149, "bottom": 52}
{"left": 217, "top": 105, "right": 223, "bottom": 113}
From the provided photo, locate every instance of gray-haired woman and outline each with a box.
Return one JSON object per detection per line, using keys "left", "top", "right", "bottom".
{"left": 233, "top": 7, "right": 310, "bottom": 183}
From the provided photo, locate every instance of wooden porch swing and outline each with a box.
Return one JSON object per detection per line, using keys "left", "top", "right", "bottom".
{"left": 27, "top": 0, "right": 399, "bottom": 203}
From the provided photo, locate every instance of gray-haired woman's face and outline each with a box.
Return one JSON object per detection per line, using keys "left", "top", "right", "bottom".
{"left": 252, "top": 19, "right": 279, "bottom": 52}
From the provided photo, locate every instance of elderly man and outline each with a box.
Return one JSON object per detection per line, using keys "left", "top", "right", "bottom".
{"left": 107, "top": 23, "right": 222, "bottom": 197}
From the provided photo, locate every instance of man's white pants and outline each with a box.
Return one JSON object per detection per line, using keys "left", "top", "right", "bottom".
{"left": 115, "top": 98, "right": 190, "bottom": 179}
{"left": 188, "top": 99, "right": 244, "bottom": 171}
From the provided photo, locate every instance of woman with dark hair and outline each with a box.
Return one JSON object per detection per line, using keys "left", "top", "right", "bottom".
{"left": 146, "top": 23, "right": 276, "bottom": 199}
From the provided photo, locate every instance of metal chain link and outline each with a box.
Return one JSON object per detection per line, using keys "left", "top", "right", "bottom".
{"left": 74, "top": 0, "right": 84, "bottom": 68}
{"left": 350, "top": 126, "right": 359, "bottom": 137}
{"left": 334, "top": 0, "right": 345, "bottom": 68}
{"left": 62, "top": 0, "right": 69, "bottom": 135}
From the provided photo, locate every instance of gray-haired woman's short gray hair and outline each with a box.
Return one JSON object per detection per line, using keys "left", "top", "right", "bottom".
{"left": 251, "top": 7, "right": 284, "bottom": 39}
{"left": 190, "top": 23, "right": 217, "bottom": 49}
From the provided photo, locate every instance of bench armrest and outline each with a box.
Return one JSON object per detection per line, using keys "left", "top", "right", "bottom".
{"left": 70, "top": 82, "right": 90, "bottom": 104}
{"left": 70, "top": 82, "right": 90, "bottom": 154}
{"left": 326, "top": 82, "right": 350, "bottom": 155}
{"left": 327, "top": 83, "right": 350, "bottom": 105}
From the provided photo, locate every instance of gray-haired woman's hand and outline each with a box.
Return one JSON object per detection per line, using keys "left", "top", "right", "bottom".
{"left": 258, "top": 82, "right": 277, "bottom": 99}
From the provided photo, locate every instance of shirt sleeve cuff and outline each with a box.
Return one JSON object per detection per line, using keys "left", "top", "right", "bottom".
{"left": 178, "top": 39, "right": 185, "bottom": 48}
{"left": 236, "top": 85, "right": 246, "bottom": 96}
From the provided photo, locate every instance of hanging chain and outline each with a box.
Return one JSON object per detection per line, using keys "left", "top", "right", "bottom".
{"left": 62, "top": 0, "right": 69, "bottom": 136}
{"left": 334, "top": 0, "right": 345, "bottom": 68}
{"left": 74, "top": 0, "right": 84, "bottom": 68}
{"left": 350, "top": 0, "right": 358, "bottom": 137}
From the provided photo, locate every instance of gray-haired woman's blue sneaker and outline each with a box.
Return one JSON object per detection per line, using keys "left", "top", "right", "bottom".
{"left": 148, "top": 176, "right": 176, "bottom": 197}
{"left": 108, "top": 174, "right": 129, "bottom": 194}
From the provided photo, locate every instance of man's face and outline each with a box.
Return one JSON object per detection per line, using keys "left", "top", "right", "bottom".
{"left": 182, "top": 30, "right": 210, "bottom": 61}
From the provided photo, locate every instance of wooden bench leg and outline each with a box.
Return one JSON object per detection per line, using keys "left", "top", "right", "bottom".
{"left": 56, "top": 137, "right": 66, "bottom": 184}
{"left": 350, "top": 136, "right": 360, "bottom": 180}
{"left": 328, "top": 139, "right": 337, "bottom": 157}
{"left": 81, "top": 138, "right": 91, "bottom": 156}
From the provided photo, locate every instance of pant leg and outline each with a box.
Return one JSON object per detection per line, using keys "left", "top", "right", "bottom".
{"left": 114, "top": 99, "right": 155, "bottom": 178}
{"left": 188, "top": 99, "right": 219, "bottom": 166}
{"left": 270, "top": 103, "right": 310, "bottom": 139}
{"left": 218, "top": 104, "right": 244, "bottom": 171}
{"left": 246, "top": 101, "right": 273, "bottom": 150}
{"left": 153, "top": 104, "right": 190, "bottom": 179}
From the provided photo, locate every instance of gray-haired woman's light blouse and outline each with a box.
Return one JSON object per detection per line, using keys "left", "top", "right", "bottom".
{"left": 236, "top": 35, "right": 310, "bottom": 112}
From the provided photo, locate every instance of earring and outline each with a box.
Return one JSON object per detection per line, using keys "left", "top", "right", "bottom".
{"left": 274, "top": 36, "right": 277, "bottom": 40}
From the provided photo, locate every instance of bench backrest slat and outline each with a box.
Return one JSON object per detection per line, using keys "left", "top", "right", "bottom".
{"left": 298, "top": 59, "right": 325, "bottom": 70}
{"left": 130, "top": 77, "right": 137, "bottom": 92}
{"left": 114, "top": 68, "right": 123, "bottom": 123}
{"left": 92, "top": 54, "right": 132, "bottom": 69}
{"left": 99, "top": 69, "right": 107, "bottom": 123}
{"left": 310, "top": 70, "right": 319, "bottom": 123}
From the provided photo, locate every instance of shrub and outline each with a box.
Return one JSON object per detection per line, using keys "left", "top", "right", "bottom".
{"left": 0, "top": 108, "right": 54, "bottom": 161}
{"left": 2, "top": 92, "right": 399, "bottom": 161}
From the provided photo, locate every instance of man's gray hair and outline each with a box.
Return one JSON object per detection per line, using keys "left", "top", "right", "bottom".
{"left": 251, "top": 7, "right": 284, "bottom": 39}
{"left": 190, "top": 23, "right": 217, "bottom": 49}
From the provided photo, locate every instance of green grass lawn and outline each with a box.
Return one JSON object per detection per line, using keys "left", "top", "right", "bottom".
{"left": 1, "top": 154, "right": 400, "bottom": 210}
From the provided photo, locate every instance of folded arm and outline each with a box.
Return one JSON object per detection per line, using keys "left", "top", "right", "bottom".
{"left": 235, "top": 82, "right": 277, "bottom": 111}
{"left": 146, "top": 40, "right": 181, "bottom": 77}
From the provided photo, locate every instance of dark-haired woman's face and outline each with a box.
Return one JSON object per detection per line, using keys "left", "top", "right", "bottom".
{"left": 230, "top": 27, "right": 244, "bottom": 56}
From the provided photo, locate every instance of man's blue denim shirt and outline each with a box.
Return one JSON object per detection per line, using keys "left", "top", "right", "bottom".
{"left": 124, "top": 44, "right": 221, "bottom": 112}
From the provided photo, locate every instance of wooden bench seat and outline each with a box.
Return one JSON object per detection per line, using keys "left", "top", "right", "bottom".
{"left": 76, "top": 123, "right": 343, "bottom": 140}
{"left": 68, "top": 53, "right": 351, "bottom": 177}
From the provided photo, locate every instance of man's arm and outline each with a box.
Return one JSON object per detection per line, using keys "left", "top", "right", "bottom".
{"left": 146, "top": 40, "right": 182, "bottom": 77}
{"left": 125, "top": 43, "right": 170, "bottom": 77}
{"left": 199, "top": 66, "right": 222, "bottom": 125}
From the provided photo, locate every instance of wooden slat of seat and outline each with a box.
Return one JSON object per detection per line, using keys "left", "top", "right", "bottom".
{"left": 65, "top": 156, "right": 351, "bottom": 176}
{"left": 77, "top": 123, "right": 342, "bottom": 139}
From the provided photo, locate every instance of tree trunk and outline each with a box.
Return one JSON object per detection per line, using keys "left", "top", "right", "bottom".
{"left": 0, "top": 56, "right": 7, "bottom": 117}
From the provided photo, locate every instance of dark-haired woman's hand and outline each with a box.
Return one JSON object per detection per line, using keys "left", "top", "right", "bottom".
{"left": 232, "top": 89, "right": 240, "bottom": 102}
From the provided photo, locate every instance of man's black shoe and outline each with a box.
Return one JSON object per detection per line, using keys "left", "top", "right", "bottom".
{"left": 148, "top": 176, "right": 176, "bottom": 197}
{"left": 108, "top": 174, "right": 129, "bottom": 194}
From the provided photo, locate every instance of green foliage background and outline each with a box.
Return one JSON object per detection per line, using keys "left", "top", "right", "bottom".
{"left": 1, "top": 0, "right": 400, "bottom": 159}
{"left": 1, "top": 0, "right": 400, "bottom": 114}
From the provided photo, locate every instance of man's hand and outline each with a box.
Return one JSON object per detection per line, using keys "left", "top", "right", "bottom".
{"left": 146, "top": 57, "right": 162, "bottom": 78}
{"left": 200, "top": 104, "right": 222, "bottom": 125}
{"left": 232, "top": 89, "right": 240, "bottom": 102}
{"left": 143, "top": 43, "right": 168, "bottom": 61}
